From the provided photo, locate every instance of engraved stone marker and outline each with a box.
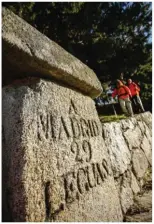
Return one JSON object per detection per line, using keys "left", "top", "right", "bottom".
{"left": 3, "top": 79, "right": 123, "bottom": 222}
{"left": 2, "top": 7, "right": 123, "bottom": 222}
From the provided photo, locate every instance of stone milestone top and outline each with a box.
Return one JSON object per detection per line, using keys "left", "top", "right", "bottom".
{"left": 2, "top": 7, "right": 102, "bottom": 98}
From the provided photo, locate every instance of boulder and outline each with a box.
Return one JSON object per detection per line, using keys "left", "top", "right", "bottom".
{"left": 120, "top": 169, "right": 134, "bottom": 214}
{"left": 102, "top": 122, "right": 131, "bottom": 177}
{"left": 2, "top": 7, "right": 102, "bottom": 98}
{"left": 132, "top": 149, "right": 149, "bottom": 180}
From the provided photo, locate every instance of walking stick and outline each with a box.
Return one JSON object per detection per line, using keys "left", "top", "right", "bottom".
{"left": 112, "top": 103, "right": 117, "bottom": 117}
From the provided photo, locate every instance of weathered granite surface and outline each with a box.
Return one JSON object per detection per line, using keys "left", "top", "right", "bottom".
{"left": 2, "top": 6, "right": 152, "bottom": 222}
{"left": 102, "top": 112, "right": 152, "bottom": 215}
{"left": 3, "top": 77, "right": 152, "bottom": 221}
{"left": 2, "top": 78, "right": 122, "bottom": 222}
{"left": 2, "top": 7, "right": 102, "bottom": 98}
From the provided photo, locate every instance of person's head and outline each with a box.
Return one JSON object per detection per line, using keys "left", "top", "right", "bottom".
{"left": 116, "top": 79, "right": 123, "bottom": 88}
{"left": 128, "top": 79, "right": 132, "bottom": 84}
{"left": 120, "top": 73, "right": 124, "bottom": 79}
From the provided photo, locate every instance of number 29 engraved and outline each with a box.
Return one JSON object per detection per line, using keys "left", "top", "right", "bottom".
{"left": 71, "top": 140, "right": 92, "bottom": 163}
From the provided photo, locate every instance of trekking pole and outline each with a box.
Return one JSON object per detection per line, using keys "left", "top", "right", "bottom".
{"left": 112, "top": 103, "right": 117, "bottom": 117}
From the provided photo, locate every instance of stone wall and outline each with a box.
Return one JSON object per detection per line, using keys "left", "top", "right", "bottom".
{"left": 102, "top": 112, "right": 152, "bottom": 215}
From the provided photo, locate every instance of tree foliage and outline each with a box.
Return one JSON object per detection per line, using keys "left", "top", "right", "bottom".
{"left": 3, "top": 2, "right": 152, "bottom": 109}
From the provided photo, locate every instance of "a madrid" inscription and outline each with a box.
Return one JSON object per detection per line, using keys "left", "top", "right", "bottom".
{"left": 37, "top": 115, "right": 100, "bottom": 141}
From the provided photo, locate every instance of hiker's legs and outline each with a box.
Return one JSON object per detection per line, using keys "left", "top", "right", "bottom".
{"left": 125, "top": 98, "right": 134, "bottom": 116}
{"left": 136, "top": 95, "right": 145, "bottom": 112}
{"left": 131, "top": 96, "right": 138, "bottom": 113}
{"left": 119, "top": 99, "right": 129, "bottom": 115}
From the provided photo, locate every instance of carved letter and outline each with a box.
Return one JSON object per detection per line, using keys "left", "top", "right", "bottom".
{"left": 92, "top": 121, "right": 99, "bottom": 136}
{"left": 59, "top": 117, "right": 71, "bottom": 140}
{"left": 82, "top": 140, "right": 92, "bottom": 162}
{"left": 71, "top": 141, "right": 83, "bottom": 162}
{"left": 88, "top": 120, "right": 95, "bottom": 137}
{"left": 50, "top": 115, "right": 59, "bottom": 139}
{"left": 44, "top": 181, "right": 51, "bottom": 219}
{"left": 37, "top": 114, "right": 50, "bottom": 140}
{"left": 77, "top": 168, "right": 89, "bottom": 194}
{"left": 69, "top": 100, "right": 78, "bottom": 115}
{"left": 70, "top": 117, "right": 81, "bottom": 139}
{"left": 87, "top": 164, "right": 96, "bottom": 188}
{"left": 92, "top": 162, "right": 106, "bottom": 185}
{"left": 80, "top": 118, "right": 91, "bottom": 137}
{"left": 64, "top": 171, "right": 77, "bottom": 203}
{"left": 96, "top": 162, "right": 108, "bottom": 184}
{"left": 102, "top": 159, "right": 111, "bottom": 176}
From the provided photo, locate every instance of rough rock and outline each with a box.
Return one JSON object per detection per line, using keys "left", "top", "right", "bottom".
{"left": 120, "top": 169, "right": 134, "bottom": 214}
{"left": 140, "top": 135, "right": 152, "bottom": 165}
{"left": 121, "top": 118, "right": 143, "bottom": 151}
{"left": 132, "top": 149, "right": 149, "bottom": 180}
{"left": 135, "top": 191, "right": 152, "bottom": 210}
{"left": 136, "top": 112, "right": 152, "bottom": 130}
{"left": 130, "top": 172, "right": 140, "bottom": 194}
{"left": 2, "top": 7, "right": 102, "bottom": 98}
{"left": 102, "top": 112, "right": 152, "bottom": 217}
{"left": 125, "top": 190, "right": 152, "bottom": 222}
{"left": 102, "top": 114, "right": 152, "bottom": 181}
{"left": 2, "top": 78, "right": 122, "bottom": 222}
{"left": 120, "top": 185, "right": 134, "bottom": 214}
{"left": 102, "top": 122, "right": 131, "bottom": 177}
{"left": 125, "top": 211, "right": 152, "bottom": 222}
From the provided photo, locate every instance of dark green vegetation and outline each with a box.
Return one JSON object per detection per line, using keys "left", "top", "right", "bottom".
{"left": 3, "top": 2, "right": 152, "bottom": 110}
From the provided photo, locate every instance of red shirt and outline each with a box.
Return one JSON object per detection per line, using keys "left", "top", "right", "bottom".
{"left": 112, "top": 85, "right": 131, "bottom": 99}
{"left": 128, "top": 82, "right": 140, "bottom": 96}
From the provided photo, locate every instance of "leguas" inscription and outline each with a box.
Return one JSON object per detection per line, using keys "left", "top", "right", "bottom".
{"left": 64, "top": 159, "right": 111, "bottom": 203}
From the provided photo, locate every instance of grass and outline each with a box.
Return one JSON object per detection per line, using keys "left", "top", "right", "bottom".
{"left": 99, "top": 114, "right": 127, "bottom": 123}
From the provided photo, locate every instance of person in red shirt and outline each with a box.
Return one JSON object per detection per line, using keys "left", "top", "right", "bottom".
{"left": 112, "top": 80, "right": 134, "bottom": 116}
{"left": 127, "top": 79, "right": 145, "bottom": 113}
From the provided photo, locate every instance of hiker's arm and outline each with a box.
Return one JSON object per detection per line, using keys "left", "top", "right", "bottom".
{"left": 125, "top": 86, "right": 132, "bottom": 98}
{"left": 112, "top": 89, "right": 117, "bottom": 98}
{"left": 135, "top": 84, "right": 140, "bottom": 92}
